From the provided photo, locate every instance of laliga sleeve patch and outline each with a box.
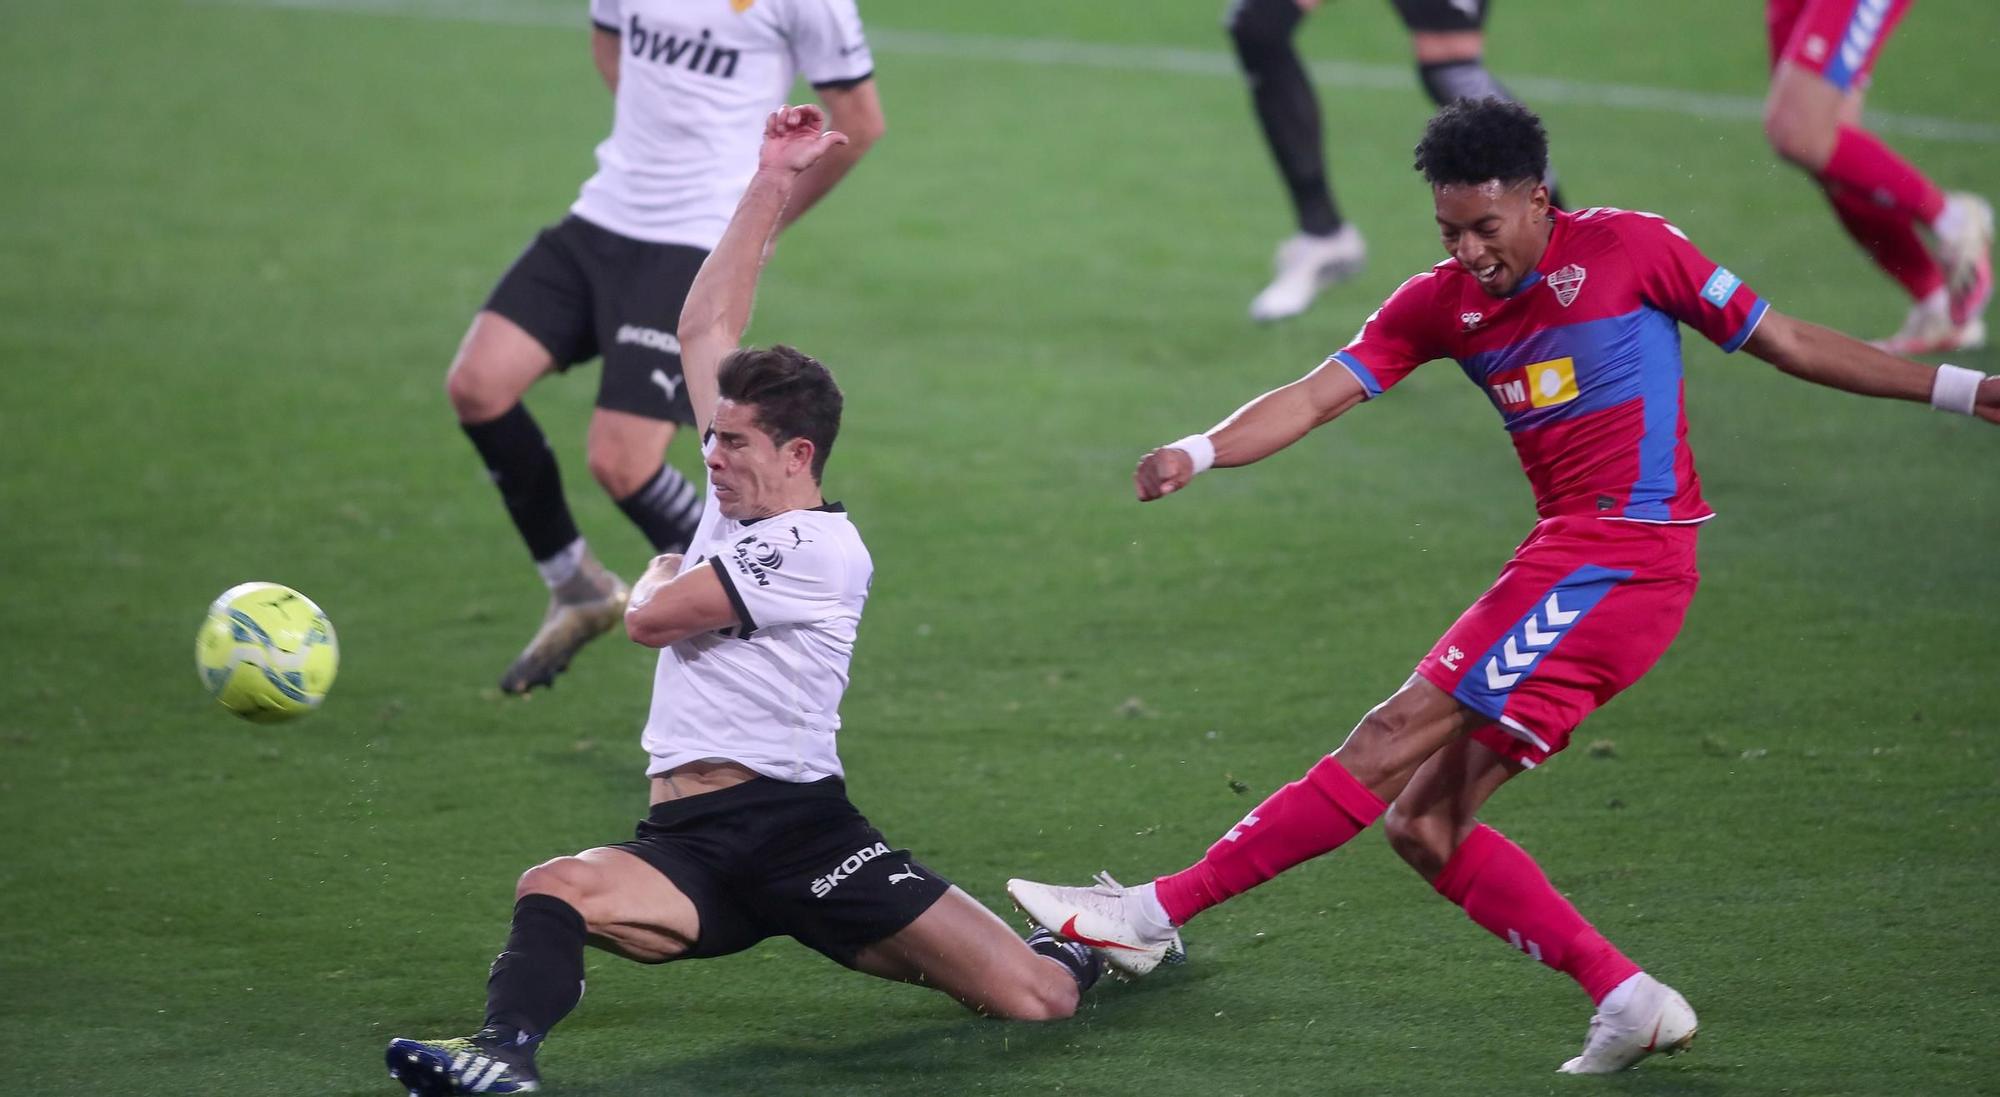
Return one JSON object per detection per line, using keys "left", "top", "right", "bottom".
{"left": 1700, "top": 267, "right": 1741, "bottom": 308}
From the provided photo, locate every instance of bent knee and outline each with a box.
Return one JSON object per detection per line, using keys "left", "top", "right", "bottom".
{"left": 1762, "top": 105, "right": 1834, "bottom": 170}
{"left": 446, "top": 357, "right": 518, "bottom": 423}
{"left": 516, "top": 856, "right": 601, "bottom": 906}
{"left": 985, "top": 982, "right": 1078, "bottom": 1023}
{"left": 1226, "top": 0, "right": 1296, "bottom": 55}
{"left": 585, "top": 441, "right": 659, "bottom": 499}
{"left": 1381, "top": 807, "right": 1455, "bottom": 880}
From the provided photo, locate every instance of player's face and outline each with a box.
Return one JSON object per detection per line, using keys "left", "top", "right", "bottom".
{"left": 707, "top": 399, "right": 813, "bottom": 521}
{"left": 1433, "top": 179, "right": 1552, "bottom": 298}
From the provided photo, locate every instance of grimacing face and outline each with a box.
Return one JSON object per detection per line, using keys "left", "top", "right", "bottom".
{"left": 1433, "top": 178, "right": 1553, "bottom": 298}
{"left": 706, "top": 398, "right": 815, "bottom": 521}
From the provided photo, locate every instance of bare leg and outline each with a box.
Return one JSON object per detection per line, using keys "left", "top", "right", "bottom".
{"left": 516, "top": 846, "right": 702, "bottom": 963}
{"left": 848, "top": 886, "right": 1081, "bottom": 1021}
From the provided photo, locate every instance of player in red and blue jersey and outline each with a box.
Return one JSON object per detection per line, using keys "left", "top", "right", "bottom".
{"left": 1007, "top": 99, "right": 1999, "bottom": 1075}
{"left": 1763, "top": 0, "right": 1992, "bottom": 354}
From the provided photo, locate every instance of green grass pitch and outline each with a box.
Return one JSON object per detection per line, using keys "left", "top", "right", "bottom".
{"left": 1, "top": 1, "right": 1995, "bottom": 1093}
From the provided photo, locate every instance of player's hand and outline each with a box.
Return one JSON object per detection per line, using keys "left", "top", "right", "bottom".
{"left": 1135, "top": 446, "right": 1195, "bottom": 501}
{"left": 758, "top": 104, "right": 848, "bottom": 177}
{"left": 1976, "top": 375, "right": 2000, "bottom": 424}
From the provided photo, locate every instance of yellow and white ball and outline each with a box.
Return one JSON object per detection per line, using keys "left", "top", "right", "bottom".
{"left": 194, "top": 582, "right": 338, "bottom": 722}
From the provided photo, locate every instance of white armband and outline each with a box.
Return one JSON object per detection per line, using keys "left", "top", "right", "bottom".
{"left": 1167, "top": 434, "right": 1216, "bottom": 476}
{"left": 1931, "top": 363, "right": 1983, "bottom": 416}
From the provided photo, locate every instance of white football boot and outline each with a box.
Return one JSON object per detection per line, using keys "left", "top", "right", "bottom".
{"left": 1248, "top": 225, "right": 1367, "bottom": 323}
{"left": 499, "top": 555, "right": 629, "bottom": 695}
{"left": 1871, "top": 292, "right": 1987, "bottom": 356}
{"left": 1556, "top": 972, "right": 1698, "bottom": 1074}
{"left": 1933, "top": 191, "right": 1994, "bottom": 299}
{"left": 1007, "top": 872, "right": 1186, "bottom": 979}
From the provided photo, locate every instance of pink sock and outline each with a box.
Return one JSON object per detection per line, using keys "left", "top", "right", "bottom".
{"left": 1433, "top": 824, "right": 1641, "bottom": 1004}
{"left": 1821, "top": 126, "right": 1946, "bottom": 225}
{"left": 1825, "top": 182, "right": 1947, "bottom": 300}
{"left": 1153, "top": 755, "right": 1385, "bottom": 926}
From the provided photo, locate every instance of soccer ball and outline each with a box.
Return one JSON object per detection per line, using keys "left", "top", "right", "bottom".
{"left": 194, "top": 582, "right": 339, "bottom": 723}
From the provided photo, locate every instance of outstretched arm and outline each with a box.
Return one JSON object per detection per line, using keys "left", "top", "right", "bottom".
{"left": 677, "top": 105, "right": 849, "bottom": 437}
{"left": 1743, "top": 310, "right": 1999, "bottom": 422}
{"left": 778, "top": 80, "right": 884, "bottom": 232}
{"left": 1135, "top": 359, "right": 1368, "bottom": 500}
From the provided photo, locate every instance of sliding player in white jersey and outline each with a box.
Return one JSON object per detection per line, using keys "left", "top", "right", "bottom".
{"left": 448, "top": 0, "right": 886, "bottom": 696}
{"left": 383, "top": 107, "right": 1102, "bottom": 1097}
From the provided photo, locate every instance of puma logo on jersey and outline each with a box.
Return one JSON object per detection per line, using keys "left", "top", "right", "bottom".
{"left": 649, "top": 369, "right": 682, "bottom": 402}
{"left": 887, "top": 864, "right": 924, "bottom": 886}
{"left": 627, "top": 16, "right": 741, "bottom": 79}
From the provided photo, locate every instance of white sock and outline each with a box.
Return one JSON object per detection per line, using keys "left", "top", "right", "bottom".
{"left": 1597, "top": 972, "right": 1647, "bottom": 1015}
{"left": 1931, "top": 195, "right": 1964, "bottom": 240}
{"left": 535, "top": 538, "right": 586, "bottom": 589}
{"left": 1126, "top": 881, "right": 1179, "bottom": 939}
{"left": 1918, "top": 286, "right": 1950, "bottom": 314}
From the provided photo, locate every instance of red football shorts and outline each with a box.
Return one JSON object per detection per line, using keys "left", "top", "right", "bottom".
{"left": 1767, "top": 0, "right": 1912, "bottom": 92}
{"left": 1415, "top": 516, "right": 1701, "bottom": 768}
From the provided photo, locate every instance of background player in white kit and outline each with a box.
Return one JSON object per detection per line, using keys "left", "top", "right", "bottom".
{"left": 448, "top": 0, "right": 886, "bottom": 695}
{"left": 383, "top": 107, "right": 1100, "bottom": 1097}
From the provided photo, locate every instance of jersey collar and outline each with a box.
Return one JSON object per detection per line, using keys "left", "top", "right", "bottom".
{"left": 1503, "top": 207, "right": 1571, "bottom": 298}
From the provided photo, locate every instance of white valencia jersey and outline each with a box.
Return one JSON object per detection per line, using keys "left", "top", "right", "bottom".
{"left": 640, "top": 482, "right": 872, "bottom": 782}
{"left": 577, "top": 0, "right": 874, "bottom": 248}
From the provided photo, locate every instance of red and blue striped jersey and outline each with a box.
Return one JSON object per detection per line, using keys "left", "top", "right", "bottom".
{"left": 1331, "top": 207, "right": 1769, "bottom": 523}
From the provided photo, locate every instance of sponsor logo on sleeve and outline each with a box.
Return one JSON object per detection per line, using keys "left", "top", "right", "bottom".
{"left": 729, "top": 535, "right": 783, "bottom": 587}
{"left": 1701, "top": 267, "right": 1742, "bottom": 308}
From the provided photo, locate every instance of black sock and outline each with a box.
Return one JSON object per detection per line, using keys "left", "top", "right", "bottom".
{"left": 483, "top": 894, "right": 588, "bottom": 1050}
{"left": 461, "top": 404, "right": 581, "bottom": 564}
{"left": 1417, "top": 60, "right": 1567, "bottom": 208}
{"left": 1027, "top": 928, "right": 1102, "bottom": 993}
{"left": 615, "top": 464, "right": 704, "bottom": 553}
{"left": 1230, "top": 0, "right": 1341, "bottom": 236}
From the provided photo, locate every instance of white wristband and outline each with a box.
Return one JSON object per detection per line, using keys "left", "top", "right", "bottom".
{"left": 1167, "top": 433, "right": 1216, "bottom": 476}
{"left": 1931, "top": 363, "right": 1983, "bottom": 416}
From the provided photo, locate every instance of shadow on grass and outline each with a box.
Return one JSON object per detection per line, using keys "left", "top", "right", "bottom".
{"left": 546, "top": 971, "right": 1217, "bottom": 1097}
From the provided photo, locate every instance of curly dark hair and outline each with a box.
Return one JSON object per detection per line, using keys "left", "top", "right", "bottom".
{"left": 717, "top": 344, "right": 843, "bottom": 481}
{"left": 1413, "top": 98, "right": 1549, "bottom": 188}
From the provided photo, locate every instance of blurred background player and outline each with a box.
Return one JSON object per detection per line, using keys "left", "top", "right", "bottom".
{"left": 1762, "top": 0, "right": 1993, "bottom": 354}
{"left": 386, "top": 107, "right": 1099, "bottom": 1097}
{"left": 1011, "top": 99, "right": 1998, "bottom": 1074}
{"left": 448, "top": 0, "right": 885, "bottom": 694}
{"left": 1230, "top": 0, "right": 1565, "bottom": 321}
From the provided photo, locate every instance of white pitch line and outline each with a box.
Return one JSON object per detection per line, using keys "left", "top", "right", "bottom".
{"left": 214, "top": 0, "right": 2000, "bottom": 145}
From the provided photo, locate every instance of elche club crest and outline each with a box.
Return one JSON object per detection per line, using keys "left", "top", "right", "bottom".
{"left": 1548, "top": 264, "right": 1587, "bottom": 307}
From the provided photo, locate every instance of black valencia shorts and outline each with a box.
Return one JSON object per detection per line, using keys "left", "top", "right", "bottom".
{"left": 1392, "top": 0, "right": 1489, "bottom": 33}
{"left": 483, "top": 214, "right": 705, "bottom": 424}
{"left": 611, "top": 777, "right": 954, "bottom": 966}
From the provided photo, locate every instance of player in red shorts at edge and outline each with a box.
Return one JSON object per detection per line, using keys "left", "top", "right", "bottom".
{"left": 1764, "top": 0, "right": 1992, "bottom": 354}
{"left": 1008, "top": 98, "right": 2000, "bottom": 1075}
